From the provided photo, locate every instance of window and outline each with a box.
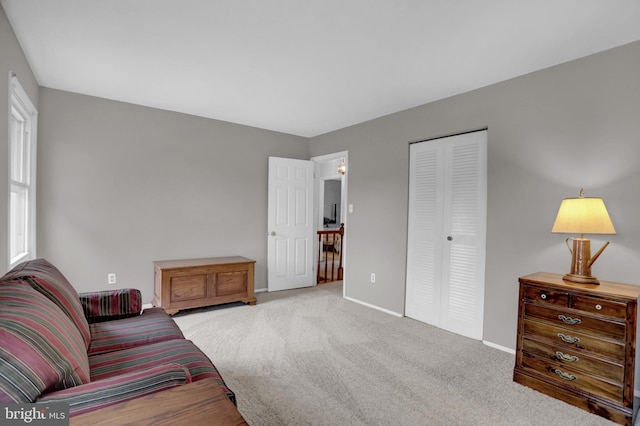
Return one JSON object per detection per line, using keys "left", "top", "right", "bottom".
{"left": 9, "top": 74, "right": 37, "bottom": 267}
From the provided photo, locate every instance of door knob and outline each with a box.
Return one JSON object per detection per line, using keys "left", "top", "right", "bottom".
{"left": 447, "top": 236, "right": 452, "bottom": 241}
{"left": 270, "top": 231, "right": 276, "bottom": 236}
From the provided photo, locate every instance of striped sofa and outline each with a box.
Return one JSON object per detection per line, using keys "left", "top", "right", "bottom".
{"left": 0, "top": 258, "right": 234, "bottom": 416}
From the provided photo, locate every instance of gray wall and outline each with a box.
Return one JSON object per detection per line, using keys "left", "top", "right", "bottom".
{"left": 309, "top": 41, "right": 640, "bottom": 350}
{"left": 37, "top": 88, "right": 309, "bottom": 302}
{"left": 0, "top": 6, "right": 39, "bottom": 274}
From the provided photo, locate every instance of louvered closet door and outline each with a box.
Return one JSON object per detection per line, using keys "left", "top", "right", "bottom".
{"left": 405, "top": 141, "right": 444, "bottom": 326}
{"left": 405, "top": 131, "right": 487, "bottom": 340}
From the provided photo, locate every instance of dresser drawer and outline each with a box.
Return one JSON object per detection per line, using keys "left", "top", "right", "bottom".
{"left": 523, "top": 285, "right": 568, "bottom": 307}
{"left": 520, "top": 352, "right": 623, "bottom": 403}
{"left": 572, "top": 295, "right": 627, "bottom": 319}
{"left": 524, "top": 303, "right": 626, "bottom": 341}
{"left": 522, "top": 338, "right": 624, "bottom": 383}
{"left": 523, "top": 319, "right": 625, "bottom": 361}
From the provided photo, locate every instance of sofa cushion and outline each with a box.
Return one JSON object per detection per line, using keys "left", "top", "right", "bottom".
{"left": 88, "top": 308, "right": 185, "bottom": 356}
{"left": 0, "top": 281, "right": 91, "bottom": 403}
{"left": 79, "top": 288, "right": 142, "bottom": 323}
{"left": 38, "top": 363, "right": 191, "bottom": 416}
{"left": 88, "top": 339, "right": 235, "bottom": 404}
{"left": 2, "top": 259, "right": 91, "bottom": 349}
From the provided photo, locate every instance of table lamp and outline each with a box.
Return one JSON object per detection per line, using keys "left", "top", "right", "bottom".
{"left": 551, "top": 189, "right": 616, "bottom": 284}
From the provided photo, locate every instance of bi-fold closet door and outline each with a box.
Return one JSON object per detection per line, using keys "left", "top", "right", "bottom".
{"left": 405, "top": 130, "right": 487, "bottom": 340}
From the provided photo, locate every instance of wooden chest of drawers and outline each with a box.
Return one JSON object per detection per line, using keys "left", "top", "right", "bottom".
{"left": 153, "top": 257, "right": 256, "bottom": 315}
{"left": 514, "top": 272, "right": 640, "bottom": 425}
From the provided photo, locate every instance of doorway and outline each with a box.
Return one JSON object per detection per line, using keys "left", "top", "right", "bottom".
{"left": 311, "top": 151, "right": 348, "bottom": 295}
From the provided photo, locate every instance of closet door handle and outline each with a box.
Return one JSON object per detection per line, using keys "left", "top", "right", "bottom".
{"left": 447, "top": 236, "right": 452, "bottom": 241}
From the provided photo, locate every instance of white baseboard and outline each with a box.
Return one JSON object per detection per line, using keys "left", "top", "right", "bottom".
{"left": 482, "top": 340, "right": 516, "bottom": 354}
{"left": 254, "top": 287, "right": 268, "bottom": 293}
{"left": 344, "top": 296, "right": 403, "bottom": 317}
{"left": 142, "top": 303, "right": 153, "bottom": 310}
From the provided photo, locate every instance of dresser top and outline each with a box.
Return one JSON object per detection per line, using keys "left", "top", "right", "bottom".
{"left": 520, "top": 272, "right": 640, "bottom": 300}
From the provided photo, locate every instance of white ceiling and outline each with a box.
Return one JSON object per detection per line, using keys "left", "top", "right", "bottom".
{"left": 3, "top": 0, "right": 640, "bottom": 137}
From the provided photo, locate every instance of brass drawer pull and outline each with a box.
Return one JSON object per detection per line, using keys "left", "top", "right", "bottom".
{"left": 554, "top": 369, "right": 578, "bottom": 381}
{"left": 557, "top": 333, "right": 580, "bottom": 344}
{"left": 556, "top": 351, "right": 579, "bottom": 362}
{"left": 558, "top": 315, "right": 581, "bottom": 325}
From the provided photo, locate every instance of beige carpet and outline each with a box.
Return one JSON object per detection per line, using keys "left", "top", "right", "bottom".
{"left": 174, "top": 282, "right": 620, "bottom": 426}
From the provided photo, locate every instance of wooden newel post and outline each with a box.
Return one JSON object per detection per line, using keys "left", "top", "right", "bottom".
{"left": 338, "top": 223, "right": 344, "bottom": 280}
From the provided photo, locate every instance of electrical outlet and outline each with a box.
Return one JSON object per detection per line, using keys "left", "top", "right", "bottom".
{"left": 370, "top": 273, "right": 375, "bottom": 283}
{"left": 107, "top": 273, "right": 117, "bottom": 285}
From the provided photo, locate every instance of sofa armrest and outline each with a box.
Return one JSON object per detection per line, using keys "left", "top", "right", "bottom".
{"left": 78, "top": 288, "right": 142, "bottom": 323}
{"left": 37, "top": 363, "right": 191, "bottom": 416}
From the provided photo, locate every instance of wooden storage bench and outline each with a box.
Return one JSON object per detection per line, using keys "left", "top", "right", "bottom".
{"left": 153, "top": 256, "right": 256, "bottom": 315}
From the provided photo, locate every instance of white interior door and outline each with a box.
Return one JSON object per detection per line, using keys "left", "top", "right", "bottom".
{"left": 405, "top": 130, "right": 487, "bottom": 340}
{"left": 268, "top": 157, "right": 315, "bottom": 291}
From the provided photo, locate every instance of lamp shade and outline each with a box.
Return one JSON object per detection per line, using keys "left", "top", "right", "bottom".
{"left": 552, "top": 195, "right": 616, "bottom": 235}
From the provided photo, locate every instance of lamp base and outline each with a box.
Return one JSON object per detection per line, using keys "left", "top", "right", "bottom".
{"left": 563, "top": 237, "right": 600, "bottom": 285}
{"left": 562, "top": 273, "right": 600, "bottom": 285}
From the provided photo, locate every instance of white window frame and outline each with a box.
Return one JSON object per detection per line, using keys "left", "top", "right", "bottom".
{"left": 8, "top": 73, "right": 38, "bottom": 268}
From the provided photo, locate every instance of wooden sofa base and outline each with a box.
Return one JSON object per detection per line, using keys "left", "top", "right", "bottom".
{"left": 70, "top": 378, "right": 247, "bottom": 425}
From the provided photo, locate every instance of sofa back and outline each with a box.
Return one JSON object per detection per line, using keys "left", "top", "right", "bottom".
{"left": 2, "top": 259, "right": 91, "bottom": 348}
{"left": 0, "top": 280, "right": 91, "bottom": 402}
